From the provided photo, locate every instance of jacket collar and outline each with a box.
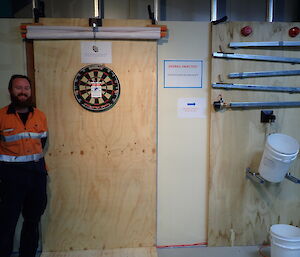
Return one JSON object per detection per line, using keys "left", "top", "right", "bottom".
{"left": 7, "top": 104, "right": 34, "bottom": 114}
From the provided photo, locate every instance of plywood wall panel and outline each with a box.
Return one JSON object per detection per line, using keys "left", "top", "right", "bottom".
{"left": 209, "top": 22, "right": 300, "bottom": 246}
{"left": 40, "top": 247, "right": 157, "bottom": 257}
{"left": 34, "top": 19, "right": 156, "bottom": 251}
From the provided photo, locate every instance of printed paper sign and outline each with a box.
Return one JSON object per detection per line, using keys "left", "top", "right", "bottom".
{"left": 81, "top": 41, "right": 112, "bottom": 63}
{"left": 91, "top": 83, "right": 102, "bottom": 98}
{"left": 178, "top": 98, "right": 206, "bottom": 119}
{"left": 164, "top": 60, "right": 203, "bottom": 88}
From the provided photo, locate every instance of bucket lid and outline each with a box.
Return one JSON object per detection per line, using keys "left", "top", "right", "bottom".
{"left": 267, "top": 133, "right": 299, "bottom": 155}
{"left": 271, "top": 224, "right": 300, "bottom": 239}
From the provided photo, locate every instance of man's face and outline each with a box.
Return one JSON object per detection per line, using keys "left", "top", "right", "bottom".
{"left": 10, "top": 78, "right": 32, "bottom": 107}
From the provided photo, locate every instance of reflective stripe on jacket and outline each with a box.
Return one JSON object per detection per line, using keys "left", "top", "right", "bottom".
{"left": 0, "top": 105, "right": 48, "bottom": 162}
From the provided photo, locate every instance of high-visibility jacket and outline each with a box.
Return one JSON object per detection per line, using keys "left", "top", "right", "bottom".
{"left": 0, "top": 104, "right": 48, "bottom": 162}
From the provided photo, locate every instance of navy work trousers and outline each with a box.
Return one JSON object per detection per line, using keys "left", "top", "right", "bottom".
{"left": 0, "top": 159, "right": 47, "bottom": 257}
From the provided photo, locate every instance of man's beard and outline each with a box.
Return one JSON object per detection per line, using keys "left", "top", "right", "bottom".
{"left": 10, "top": 93, "right": 33, "bottom": 108}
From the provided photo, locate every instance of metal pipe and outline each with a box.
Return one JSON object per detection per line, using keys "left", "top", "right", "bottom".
{"left": 94, "top": 0, "right": 104, "bottom": 18}
{"left": 94, "top": 0, "right": 99, "bottom": 17}
{"left": 212, "top": 83, "right": 300, "bottom": 93}
{"left": 213, "top": 99, "right": 300, "bottom": 111}
{"left": 228, "top": 70, "right": 300, "bottom": 78}
{"left": 266, "top": 0, "right": 274, "bottom": 22}
{"left": 229, "top": 101, "right": 300, "bottom": 109}
{"left": 32, "top": 0, "right": 36, "bottom": 20}
{"left": 229, "top": 41, "right": 300, "bottom": 48}
{"left": 211, "top": 0, "right": 217, "bottom": 21}
{"left": 213, "top": 52, "right": 300, "bottom": 64}
{"left": 32, "top": 0, "right": 40, "bottom": 23}
{"left": 154, "top": 0, "right": 160, "bottom": 22}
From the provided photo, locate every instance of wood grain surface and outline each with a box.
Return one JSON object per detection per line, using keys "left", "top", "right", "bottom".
{"left": 34, "top": 18, "right": 156, "bottom": 251}
{"left": 40, "top": 247, "right": 157, "bottom": 257}
{"left": 209, "top": 22, "right": 300, "bottom": 246}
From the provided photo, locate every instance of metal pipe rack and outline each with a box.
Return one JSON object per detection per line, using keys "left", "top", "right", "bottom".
{"left": 246, "top": 168, "right": 300, "bottom": 184}
{"left": 229, "top": 41, "right": 300, "bottom": 48}
{"left": 213, "top": 52, "right": 300, "bottom": 64}
{"left": 228, "top": 70, "right": 300, "bottom": 78}
{"left": 213, "top": 99, "right": 300, "bottom": 111}
{"left": 212, "top": 83, "right": 300, "bottom": 93}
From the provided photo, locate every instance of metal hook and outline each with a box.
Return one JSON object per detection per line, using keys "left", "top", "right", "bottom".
{"left": 285, "top": 173, "right": 300, "bottom": 184}
{"left": 92, "top": 23, "right": 98, "bottom": 52}
{"left": 246, "top": 168, "right": 265, "bottom": 184}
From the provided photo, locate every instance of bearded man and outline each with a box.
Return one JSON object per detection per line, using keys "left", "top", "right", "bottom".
{"left": 0, "top": 74, "right": 48, "bottom": 257}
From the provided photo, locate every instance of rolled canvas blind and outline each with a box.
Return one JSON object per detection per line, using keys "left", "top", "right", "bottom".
{"left": 25, "top": 25, "right": 164, "bottom": 40}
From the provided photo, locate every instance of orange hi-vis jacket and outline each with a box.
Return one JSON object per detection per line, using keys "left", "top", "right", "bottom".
{"left": 0, "top": 105, "right": 48, "bottom": 162}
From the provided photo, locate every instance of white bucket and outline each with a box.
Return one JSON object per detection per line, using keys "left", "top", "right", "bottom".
{"left": 270, "top": 224, "right": 300, "bottom": 257}
{"left": 258, "top": 133, "right": 299, "bottom": 183}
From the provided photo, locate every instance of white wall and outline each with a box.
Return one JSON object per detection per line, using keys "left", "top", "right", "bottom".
{"left": 0, "top": 19, "right": 33, "bottom": 253}
{"left": 157, "top": 21, "right": 210, "bottom": 246}
{"left": 0, "top": 19, "right": 30, "bottom": 106}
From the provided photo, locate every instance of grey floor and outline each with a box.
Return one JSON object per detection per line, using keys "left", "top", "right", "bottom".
{"left": 10, "top": 246, "right": 270, "bottom": 257}
{"left": 157, "top": 246, "right": 270, "bottom": 257}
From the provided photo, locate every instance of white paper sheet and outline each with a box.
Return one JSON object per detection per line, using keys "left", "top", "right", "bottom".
{"left": 164, "top": 60, "right": 203, "bottom": 88}
{"left": 178, "top": 98, "right": 206, "bottom": 119}
{"left": 81, "top": 41, "right": 112, "bottom": 64}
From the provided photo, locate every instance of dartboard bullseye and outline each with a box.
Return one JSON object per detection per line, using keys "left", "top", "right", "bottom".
{"left": 73, "top": 64, "right": 121, "bottom": 112}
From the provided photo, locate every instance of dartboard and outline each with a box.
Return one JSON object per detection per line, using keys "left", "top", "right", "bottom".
{"left": 73, "top": 64, "right": 121, "bottom": 112}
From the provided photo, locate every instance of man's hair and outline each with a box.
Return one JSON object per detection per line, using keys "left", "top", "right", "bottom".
{"left": 8, "top": 74, "right": 31, "bottom": 91}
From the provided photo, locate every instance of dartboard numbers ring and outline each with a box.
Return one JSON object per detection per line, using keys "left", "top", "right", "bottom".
{"left": 73, "top": 64, "right": 121, "bottom": 112}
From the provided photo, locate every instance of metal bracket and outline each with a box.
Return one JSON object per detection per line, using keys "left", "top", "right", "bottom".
{"left": 285, "top": 173, "right": 300, "bottom": 184}
{"left": 246, "top": 168, "right": 265, "bottom": 184}
{"left": 89, "top": 17, "right": 102, "bottom": 28}
{"left": 246, "top": 168, "right": 300, "bottom": 184}
{"left": 212, "top": 16, "right": 228, "bottom": 25}
{"left": 148, "top": 5, "right": 156, "bottom": 25}
{"left": 32, "top": 0, "right": 45, "bottom": 23}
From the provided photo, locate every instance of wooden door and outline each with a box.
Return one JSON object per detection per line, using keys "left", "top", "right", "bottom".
{"left": 34, "top": 18, "right": 157, "bottom": 251}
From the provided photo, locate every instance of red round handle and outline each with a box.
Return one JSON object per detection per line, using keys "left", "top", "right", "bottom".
{"left": 241, "top": 26, "right": 252, "bottom": 37}
{"left": 289, "top": 27, "right": 300, "bottom": 37}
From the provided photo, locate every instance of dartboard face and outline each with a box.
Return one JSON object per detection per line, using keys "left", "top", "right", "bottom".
{"left": 73, "top": 64, "right": 121, "bottom": 112}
